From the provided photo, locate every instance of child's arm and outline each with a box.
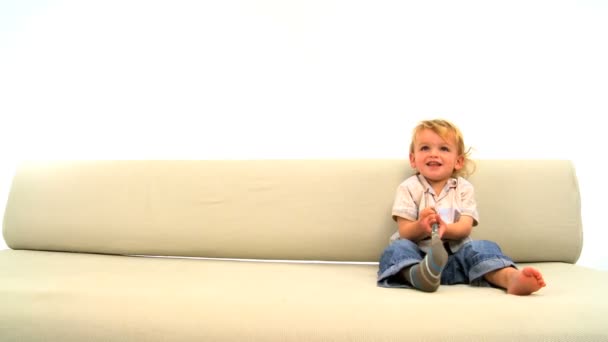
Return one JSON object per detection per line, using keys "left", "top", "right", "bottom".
{"left": 396, "top": 207, "right": 436, "bottom": 242}
{"left": 396, "top": 217, "right": 427, "bottom": 242}
{"left": 442, "top": 215, "right": 474, "bottom": 240}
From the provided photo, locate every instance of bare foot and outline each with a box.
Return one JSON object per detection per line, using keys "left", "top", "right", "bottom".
{"left": 506, "top": 267, "right": 546, "bottom": 295}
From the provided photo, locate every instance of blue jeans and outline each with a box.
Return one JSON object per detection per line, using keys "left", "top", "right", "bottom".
{"left": 377, "top": 239, "right": 516, "bottom": 288}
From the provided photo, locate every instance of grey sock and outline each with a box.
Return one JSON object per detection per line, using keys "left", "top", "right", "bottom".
{"left": 401, "top": 236, "right": 448, "bottom": 292}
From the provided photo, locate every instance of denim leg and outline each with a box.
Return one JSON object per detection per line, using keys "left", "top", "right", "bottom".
{"left": 442, "top": 240, "right": 516, "bottom": 287}
{"left": 377, "top": 239, "right": 424, "bottom": 288}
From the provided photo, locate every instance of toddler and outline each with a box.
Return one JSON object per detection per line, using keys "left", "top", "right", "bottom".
{"left": 377, "top": 119, "right": 546, "bottom": 295}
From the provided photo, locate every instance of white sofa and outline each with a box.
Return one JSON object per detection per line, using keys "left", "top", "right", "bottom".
{"left": 1, "top": 160, "right": 607, "bottom": 341}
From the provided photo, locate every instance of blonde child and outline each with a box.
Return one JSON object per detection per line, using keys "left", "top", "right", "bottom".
{"left": 377, "top": 119, "right": 545, "bottom": 295}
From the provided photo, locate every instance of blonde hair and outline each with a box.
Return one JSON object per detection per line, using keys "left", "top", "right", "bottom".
{"left": 410, "top": 119, "right": 475, "bottom": 178}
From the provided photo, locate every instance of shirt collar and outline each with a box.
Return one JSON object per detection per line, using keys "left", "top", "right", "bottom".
{"left": 417, "top": 174, "right": 458, "bottom": 195}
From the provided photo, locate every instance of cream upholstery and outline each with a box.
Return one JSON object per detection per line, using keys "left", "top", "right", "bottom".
{"left": 1, "top": 160, "right": 604, "bottom": 341}
{"left": 3, "top": 160, "right": 581, "bottom": 262}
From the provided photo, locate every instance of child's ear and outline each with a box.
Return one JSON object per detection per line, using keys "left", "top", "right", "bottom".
{"left": 409, "top": 153, "right": 416, "bottom": 169}
{"left": 454, "top": 155, "right": 464, "bottom": 170}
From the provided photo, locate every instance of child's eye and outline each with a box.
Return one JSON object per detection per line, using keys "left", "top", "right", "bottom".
{"left": 420, "top": 146, "right": 430, "bottom": 151}
{"left": 440, "top": 146, "right": 450, "bottom": 152}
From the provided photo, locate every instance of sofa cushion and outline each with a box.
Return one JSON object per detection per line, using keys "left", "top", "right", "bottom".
{"left": 0, "top": 249, "right": 605, "bottom": 341}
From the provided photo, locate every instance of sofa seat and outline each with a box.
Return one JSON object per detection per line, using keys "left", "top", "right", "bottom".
{"left": 1, "top": 249, "right": 606, "bottom": 341}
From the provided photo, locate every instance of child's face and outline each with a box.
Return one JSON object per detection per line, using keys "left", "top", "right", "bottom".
{"left": 409, "top": 128, "right": 463, "bottom": 183}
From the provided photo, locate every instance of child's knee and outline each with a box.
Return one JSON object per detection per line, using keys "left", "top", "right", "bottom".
{"left": 379, "top": 239, "right": 423, "bottom": 266}
{"left": 391, "top": 238, "right": 419, "bottom": 250}
{"left": 470, "top": 240, "right": 503, "bottom": 253}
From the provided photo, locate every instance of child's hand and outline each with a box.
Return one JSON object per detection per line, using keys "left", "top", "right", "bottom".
{"left": 419, "top": 208, "right": 447, "bottom": 239}
{"left": 417, "top": 208, "right": 436, "bottom": 235}
{"left": 418, "top": 207, "right": 436, "bottom": 224}
{"left": 432, "top": 214, "right": 448, "bottom": 239}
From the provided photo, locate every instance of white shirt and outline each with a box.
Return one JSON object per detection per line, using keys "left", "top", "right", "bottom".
{"left": 390, "top": 174, "right": 479, "bottom": 253}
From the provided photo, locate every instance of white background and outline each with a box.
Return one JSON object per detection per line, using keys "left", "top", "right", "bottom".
{"left": 1, "top": 0, "right": 606, "bottom": 269}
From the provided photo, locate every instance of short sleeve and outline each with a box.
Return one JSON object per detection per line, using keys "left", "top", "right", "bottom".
{"left": 457, "top": 177, "right": 479, "bottom": 226}
{"left": 391, "top": 176, "right": 422, "bottom": 222}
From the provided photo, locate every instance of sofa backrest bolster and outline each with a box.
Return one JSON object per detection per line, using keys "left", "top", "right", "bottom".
{"left": 2, "top": 160, "right": 582, "bottom": 263}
